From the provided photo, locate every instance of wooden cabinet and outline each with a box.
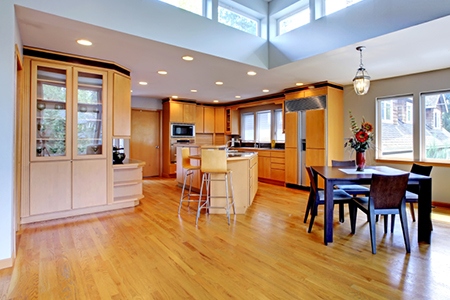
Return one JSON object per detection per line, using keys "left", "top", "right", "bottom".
{"left": 112, "top": 72, "right": 131, "bottom": 137}
{"left": 196, "top": 105, "right": 215, "bottom": 133}
{"left": 113, "top": 160, "right": 145, "bottom": 202}
{"left": 169, "top": 101, "right": 196, "bottom": 124}
{"left": 249, "top": 155, "right": 258, "bottom": 204}
{"left": 22, "top": 51, "right": 136, "bottom": 224}
{"left": 306, "top": 109, "right": 325, "bottom": 149}
{"left": 284, "top": 112, "right": 298, "bottom": 184}
{"left": 215, "top": 107, "right": 225, "bottom": 133}
{"left": 225, "top": 108, "right": 239, "bottom": 135}
{"left": 257, "top": 150, "right": 271, "bottom": 179}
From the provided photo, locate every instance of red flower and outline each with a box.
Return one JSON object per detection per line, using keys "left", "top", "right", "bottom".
{"left": 355, "top": 130, "right": 369, "bottom": 143}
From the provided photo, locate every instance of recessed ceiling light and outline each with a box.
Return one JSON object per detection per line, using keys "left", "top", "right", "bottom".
{"left": 262, "top": 89, "right": 269, "bottom": 93}
{"left": 182, "top": 55, "right": 194, "bottom": 61}
{"left": 296, "top": 82, "right": 304, "bottom": 86}
{"left": 213, "top": 100, "right": 219, "bottom": 103}
{"left": 235, "top": 95, "right": 241, "bottom": 99}
{"left": 247, "top": 71, "right": 257, "bottom": 76}
{"left": 191, "top": 89, "right": 197, "bottom": 92}
{"left": 172, "top": 95, "right": 179, "bottom": 99}
{"left": 215, "top": 81, "right": 223, "bottom": 85}
{"left": 130, "top": 90, "right": 133, "bottom": 93}
{"left": 158, "top": 70, "right": 167, "bottom": 75}
{"left": 139, "top": 81, "right": 148, "bottom": 85}
{"left": 77, "top": 39, "right": 92, "bottom": 46}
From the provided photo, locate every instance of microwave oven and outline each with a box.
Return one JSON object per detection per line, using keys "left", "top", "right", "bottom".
{"left": 171, "top": 123, "right": 195, "bottom": 138}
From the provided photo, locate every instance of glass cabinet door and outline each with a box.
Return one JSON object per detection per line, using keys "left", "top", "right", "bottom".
{"left": 31, "top": 61, "right": 72, "bottom": 161}
{"left": 73, "top": 68, "right": 107, "bottom": 159}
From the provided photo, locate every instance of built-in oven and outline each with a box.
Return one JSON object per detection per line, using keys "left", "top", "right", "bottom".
{"left": 170, "top": 138, "right": 195, "bottom": 163}
{"left": 171, "top": 123, "right": 195, "bottom": 138}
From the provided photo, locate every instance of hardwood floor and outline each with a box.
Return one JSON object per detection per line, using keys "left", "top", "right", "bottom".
{"left": 2, "top": 178, "right": 450, "bottom": 299}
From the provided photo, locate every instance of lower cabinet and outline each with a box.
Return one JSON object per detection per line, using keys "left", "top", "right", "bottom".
{"left": 29, "top": 161, "right": 72, "bottom": 215}
{"left": 113, "top": 160, "right": 145, "bottom": 202}
{"left": 257, "top": 150, "right": 285, "bottom": 183}
{"left": 73, "top": 159, "right": 107, "bottom": 209}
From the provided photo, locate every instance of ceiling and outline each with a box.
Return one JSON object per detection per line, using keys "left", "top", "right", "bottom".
{"left": 16, "top": 6, "right": 450, "bottom": 104}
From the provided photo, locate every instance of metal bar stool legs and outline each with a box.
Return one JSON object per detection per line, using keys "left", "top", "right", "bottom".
{"left": 196, "top": 170, "right": 235, "bottom": 225}
{"left": 178, "top": 168, "right": 198, "bottom": 214}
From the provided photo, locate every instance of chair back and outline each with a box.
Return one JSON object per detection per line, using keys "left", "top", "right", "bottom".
{"left": 201, "top": 148, "right": 227, "bottom": 173}
{"left": 305, "top": 166, "right": 318, "bottom": 195}
{"left": 331, "top": 160, "right": 356, "bottom": 167}
{"left": 369, "top": 173, "right": 409, "bottom": 209}
{"left": 410, "top": 163, "right": 433, "bottom": 176}
{"left": 181, "top": 147, "right": 192, "bottom": 169}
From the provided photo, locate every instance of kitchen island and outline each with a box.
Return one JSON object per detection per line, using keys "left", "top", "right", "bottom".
{"left": 176, "top": 145, "right": 258, "bottom": 214}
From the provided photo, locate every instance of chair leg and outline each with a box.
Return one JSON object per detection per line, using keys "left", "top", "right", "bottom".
{"left": 399, "top": 206, "right": 411, "bottom": 253}
{"left": 368, "top": 212, "right": 377, "bottom": 254}
{"left": 339, "top": 203, "right": 345, "bottom": 223}
{"left": 196, "top": 173, "right": 210, "bottom": 225}
{"left": 307, "top": 203, "right": 318, "bottom": 233}
{"left": 303, "top": 192, "right": 314, "bottom": 223}
{"left": 228, "top": 171, "right": 236, "bottom": 216}
{"left": 409, "top": 202, "right": 416, "bottom": 222}
{"left": 178, "top": 170, "right": 190, "bottom": 214}
{"left": 390, "top": 214, "right": 395, "bottom": 233}
{"left": 383, "top": 215, "right": 388, "bottom": 234}
{"left": 349, "top": 202, "right": 357, "bottom": 234}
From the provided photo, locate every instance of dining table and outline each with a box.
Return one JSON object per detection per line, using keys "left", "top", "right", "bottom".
{"left": 311, "top": 165, "right": 432, "bottom": 245}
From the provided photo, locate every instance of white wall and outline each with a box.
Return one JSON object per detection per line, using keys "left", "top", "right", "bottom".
{"left": 0, "top": 0, "right": 17, "bottom": 269}
{"left": 131, "top": 96, "right": 162, "bottom": 111}
{"left": 14, "top": 0, "right": 268, "bottom": 69}
{"left": 344, "top": 67, "right": 450, "bottom": 204}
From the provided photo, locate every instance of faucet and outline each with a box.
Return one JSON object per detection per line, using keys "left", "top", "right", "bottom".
{"left": 254, "top": 140, "right": 259, "bottom": 148}
{"left": 225, "top": 140, "right": 233, "bottom": 153}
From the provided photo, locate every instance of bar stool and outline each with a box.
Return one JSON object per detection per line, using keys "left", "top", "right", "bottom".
{"left": 178, "top": 147, "right": 201, "bottom": 214}
{"left": 196, "top": 146, "right": 235, "bottom": 225}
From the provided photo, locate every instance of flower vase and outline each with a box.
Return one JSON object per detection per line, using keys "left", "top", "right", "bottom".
{"left": 356, "top": 151, "right": 366, "bottom": 171}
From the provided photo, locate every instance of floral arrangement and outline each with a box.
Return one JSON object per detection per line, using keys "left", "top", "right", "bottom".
{"left": 344, "top": 111, "right": 374, "bottom": 152}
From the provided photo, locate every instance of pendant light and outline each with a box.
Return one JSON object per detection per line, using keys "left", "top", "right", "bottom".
{"left": 353, "top": 46, "right": 371, "bottom": 95}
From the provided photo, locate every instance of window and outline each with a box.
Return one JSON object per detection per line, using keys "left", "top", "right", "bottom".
{"left": 256, "top": 111, "right": 271, "bottom": 142}
{"left": 376, "top": 96, "right": 414, "bottom": 160}
{"left": 159, "top": 0, "right": 204, "bottom": 16}
{"left": 278, "top": 6, "right": 310, "bottom": 35}
{"left": 325, "top": 0, "right": 363, "bottom": 16}
{"left": 274, "top": 109, "right": 285, "bottom": 141}
{"left": 241, "top": 113, "right": 254, "bottom": 141}
{"left": 240, "top": 106, "right": 285, "bottom": 143}
{"left": 218, "top": 3, "right": 259, "bottom": 36}
{"left": 421, "top": 92, "right": 450, "bottom": 161}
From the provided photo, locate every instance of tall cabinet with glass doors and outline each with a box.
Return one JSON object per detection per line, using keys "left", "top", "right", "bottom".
{"left": 22, "top": 50, "right": 132, "bottom": 223}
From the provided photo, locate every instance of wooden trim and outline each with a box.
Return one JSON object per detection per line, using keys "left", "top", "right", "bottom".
{"left": 0, "top": 258, "right": 13, "bottom": 270}
{"left": 23, "top": 47, "right": 130, "bottom": 76}
{"left": 433, "top": 201, "right": 450, "bottom": 208}
{"left": 375, "top": 159, "right": 448, "bottom": 168}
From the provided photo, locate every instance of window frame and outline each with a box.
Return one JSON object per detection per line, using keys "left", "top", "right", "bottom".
{"left": 159, "top": 0, "right": 206, "bottom": 16}
{"left": 277, "top": 5, "right": 310, "bottom": 36}
{"left": 218, "top": 1, "right": 261, "bottom": 36}
{"left": 240, "top": 106, "right": 285, "bottom": 143}
{"left": 376, "top": 95, "right": 414, "bottom": 161}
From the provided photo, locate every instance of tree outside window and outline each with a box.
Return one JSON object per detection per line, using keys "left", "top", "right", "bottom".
{"left": 218, "top": 4, "right": 258, "bottom": 36}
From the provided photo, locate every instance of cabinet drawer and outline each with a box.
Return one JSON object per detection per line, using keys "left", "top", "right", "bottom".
{"left": 271, "top": 157, "right": 285, "bottom": 164}
{"left": 270, "top": 151, "right": 285, "bottom": 158}
{"left": 114, "top": 167, "right": 143, "bottom": 182}
{"left": 257, "top": 150, "right": 271, "bottom": 157}
{"left": 271, "top": 162, "right": 285, "bottom": 170}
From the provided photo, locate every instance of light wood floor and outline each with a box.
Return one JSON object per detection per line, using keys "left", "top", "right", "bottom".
{"left": 2, "top": 178, "right": 450, "bottom": 299}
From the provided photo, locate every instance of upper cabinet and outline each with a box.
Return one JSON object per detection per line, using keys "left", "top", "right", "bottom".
{"left": 214, "top": 107, "right": 225, "bottom": 133}
{"left": 31, "top": 62, "right": 107, "bottom": 161}
{"left": 169, "top": 101, "right": 196, "bottom": 124}
{"left": 31, "top": 61, "right": 72, "bottom": 161}
{"left": 112, "top": 72, "right": 131, "bottom": 138}
{"left": 225, "top": 108, "right": 240, "bottom": 135}
{"left": 73, "top": 67, "right": 107, "bottom": 159}
{"left": 196, "top": 105, "right": 215, "bottom": 133}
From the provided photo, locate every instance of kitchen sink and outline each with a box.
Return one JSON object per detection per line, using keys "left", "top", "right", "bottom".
{"left": 227, "top": 151, "right": 255, "bottom": 157}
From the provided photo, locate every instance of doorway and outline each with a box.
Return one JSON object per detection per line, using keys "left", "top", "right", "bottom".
{"left": 130, "top": 109, "right": 161, "bottom": 177}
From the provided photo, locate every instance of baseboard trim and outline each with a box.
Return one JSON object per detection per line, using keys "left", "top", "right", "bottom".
{"left": 0, "top": 257, "right": 13, "bottom": 270}
{"left": 432, "top": 201, "right": 450, "bottom": 208}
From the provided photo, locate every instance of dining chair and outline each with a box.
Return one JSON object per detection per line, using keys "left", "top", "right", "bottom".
{"left": 331, "top": 160, "right": 370, "bottom": 222}
{"left": 349, "top": 173, "right": 410, "bottom": 254}
{"left": 304, "top": 166, "right": 353, "bottom": 233}
{"left": 405, "top": 163, "right": 433, "bottom": 222}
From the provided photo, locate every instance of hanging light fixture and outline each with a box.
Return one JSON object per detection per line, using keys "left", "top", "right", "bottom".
{"left": 353, "top": 46, "right": 371, "bottom": 95}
